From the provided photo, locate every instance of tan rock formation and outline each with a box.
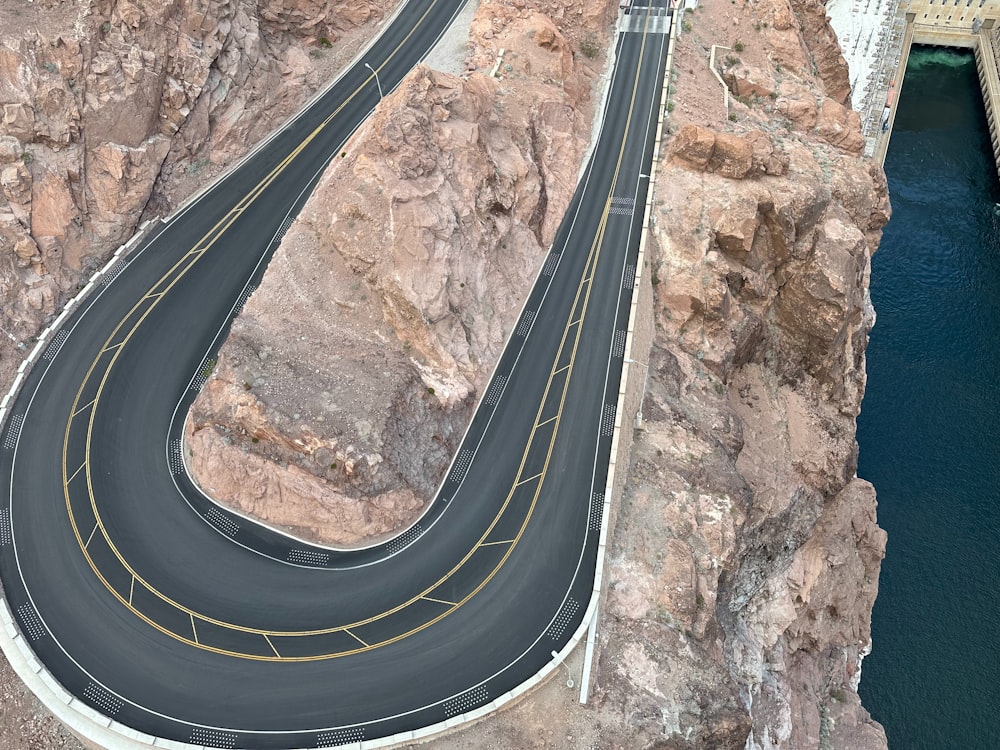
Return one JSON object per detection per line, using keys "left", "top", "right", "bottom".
{"left": 0, "top": 0, "right": 893, "bottom": 745}
{"left": 187, "top": 0, "right": 617, "bottom": 545}
{"left": 406, "top": 0, "right": 892, "bottom": 747}
{"left": 0, "top": 0, "right": 397, "bottom": 388}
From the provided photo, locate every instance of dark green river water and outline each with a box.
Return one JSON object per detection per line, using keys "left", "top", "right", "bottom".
{"left": 856, "top": 46, "right": 1000, "bottom": 748}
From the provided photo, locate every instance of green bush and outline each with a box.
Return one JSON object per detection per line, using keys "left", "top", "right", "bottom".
{"left": 580, "top": 32, "right": 601, "bottom": 59}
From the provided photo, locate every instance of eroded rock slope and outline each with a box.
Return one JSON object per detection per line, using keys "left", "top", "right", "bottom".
{"left": 0, "top": 0, "right": 396, "bottom": 386}
{"left": 186, "top": 0, "right": 617, "bottom": 544}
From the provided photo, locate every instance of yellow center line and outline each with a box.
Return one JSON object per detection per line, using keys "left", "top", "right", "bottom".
{"left": 54, "top": 4, "right": 659, "bottom": 661}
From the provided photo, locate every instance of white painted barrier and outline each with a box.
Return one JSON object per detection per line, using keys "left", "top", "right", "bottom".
{"left": 0, "top": 6, "right": 680, "bottom": 750}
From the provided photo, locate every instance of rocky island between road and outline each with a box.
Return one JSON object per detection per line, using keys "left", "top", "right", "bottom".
{"left": 0, "top": 0, "right": 888, "bottom": 747}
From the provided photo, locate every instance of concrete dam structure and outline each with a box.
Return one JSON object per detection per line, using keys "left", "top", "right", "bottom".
{"left": 827, "top": 0, "right": 1000, "bottom": 170}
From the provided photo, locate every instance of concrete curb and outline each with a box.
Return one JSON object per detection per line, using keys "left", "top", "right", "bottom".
{"left": 0, "top": 8, "right": 678, "bottom": 750}
{"left": 578, "top": 5, "right": 678, "bottom": 699}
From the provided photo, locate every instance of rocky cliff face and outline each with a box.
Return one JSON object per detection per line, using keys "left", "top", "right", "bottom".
{"left": 1, "top": 0, "right": 892, "bottom": 746}
{"left": 589, "top": 0, "right": 889, "bottom": 747}
{"left": 0, "top": 0, "right": 395, "bottom": 386}
{"left": 186, "top": 0, "right": 617, "bottom": 545}
{"left": 398, "top": 0, "right": 891, "bottom": 748}
{"left": 597, "top": 124, "right": 889, "bottom": 747}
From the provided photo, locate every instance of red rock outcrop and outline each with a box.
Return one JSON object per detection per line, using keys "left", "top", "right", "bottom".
{"left": 415, "top": 0, "right": 890, "bottom": 747}
{"left": 186, "top": 0, "right": 617, "bottom": 545}
{"left": 0, "top": 0, "right": 396, "bottom": 386}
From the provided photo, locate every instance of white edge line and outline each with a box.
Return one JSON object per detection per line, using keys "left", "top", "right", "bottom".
{"left": 0, "top": 7, "right": 674, "bottom": 750}
{"left": 171, "top": 17, "right": 634, "bottom": 564}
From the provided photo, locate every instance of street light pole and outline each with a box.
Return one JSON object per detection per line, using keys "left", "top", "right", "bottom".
{"left": 624, "top": 357, "right": 650, "bottom": 428}
{"left": 364, "top": 62, "right": 383, "bottom": 101}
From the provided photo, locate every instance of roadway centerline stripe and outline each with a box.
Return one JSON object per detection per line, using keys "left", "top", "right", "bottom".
{"left": 72, "top": 399, "right": 96, "bottom": 418}
{"left": 345, "top": 629, "right": 369, "bottom": 648}
{"left": 53, "top": 3, "right": 660, "bottom": 660}
{"left": 421, "top": 596, "right": 457, "bottom": 606}
{"left": 66, "top": 462, "right": 86, "bottom": 483}
{"left": 514, "top": 472, "right": 542, "bottom": 487}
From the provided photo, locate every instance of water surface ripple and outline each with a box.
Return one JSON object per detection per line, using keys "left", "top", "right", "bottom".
{"left": 858, "top": 46, "right": 1000, "bottom": 748}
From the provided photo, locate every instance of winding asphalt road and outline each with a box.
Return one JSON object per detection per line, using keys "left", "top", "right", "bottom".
{"left": 0, "top": 1, "right": 671, "bottom": 747}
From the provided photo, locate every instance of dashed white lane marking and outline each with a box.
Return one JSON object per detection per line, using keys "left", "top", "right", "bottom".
{"left": 515, "top": 310, "right": 536, "bottom": 337}
{"left": 205, "top": 507, "right": 240, "bottom": 537}
{"left": 622, "top": 7, "right": 671, "bottom": 33}
{"left": 3, "top": 414, "right": 24, "bottom": 450}
{"left": 610, "top": 195, "right": 635, "bottom": 216}
{"left": 542, "top": 252, "right": 560, "bottom": 277}
{"left": 168, "top": 439, "right": 185, "bottom": 474}
{"left": 42, "top": 330, "right": 69, "bottom": 361}
{"left": 275, "top": 213, "right": 295, "bottom": 242}
{"left": 443, "top": 685, "right": 489, "bottom": 718}
{"left": 190, "top": 727, "right": 237, "bottom": 748}
{"left": 547, "top": 597, "right": 580, "bottom": 640}
{"left": 287, "top": 548, "right": 330, "bottom": 566}
{"left": 589, "top": 493, "right": 605, "bottom": 532}
{"left": 448, "top": 449, "right": 473, "bottom": 484}
{"left": 600, "top": 403, "right": 617, "bottom": 437}
{"left": 612, "top": 330, "right": 627, "bottom": 358}
{"left": 101, "top": 258, "right": 128, "bottom": 287}
{"left": 483, "top": 375, "right": 507, "bottom": 407}
{"left": 385, "top": 523, "right": 423, "bottom": 555}
{"left": 16, "top": 603, "right": 45, "bottom": 641}
{"left": 83, "top": 682, "right": 123, "bottom": 717}
{"left": 623, "top": 263, "right": 636, "bottom": 290}
{"left": 317, "top": 727, "right": 365, "bottom": 747}
{"left": 234, "top": 284, "right": 257, "bottom": 315}
{"left": 190, "top": 358, "right": 215, "bottom": 391}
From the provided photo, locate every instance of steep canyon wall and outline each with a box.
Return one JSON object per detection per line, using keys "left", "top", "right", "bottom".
{"left": 185, "top": 0, "right": 618, "bottom": 544}
{"left": 0, "top": 0, "right": 892, "bottom": 745}
{"left": 0, "top": 0, "right": 396, "bottom": 387}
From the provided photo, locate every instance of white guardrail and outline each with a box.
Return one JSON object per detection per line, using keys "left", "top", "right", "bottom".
{"left": 0, "top": 6, "right": 678, "bottom": 750}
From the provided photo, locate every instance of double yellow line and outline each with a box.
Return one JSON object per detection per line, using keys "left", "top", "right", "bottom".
{"left": 58, "top": 6, "right": 660, "bottom": 661}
